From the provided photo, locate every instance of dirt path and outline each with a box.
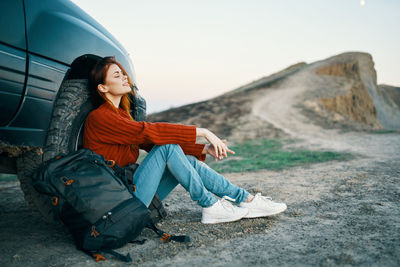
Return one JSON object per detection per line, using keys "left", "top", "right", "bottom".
{"left": 252, "top": 70, "right": 399, "bottom": 160}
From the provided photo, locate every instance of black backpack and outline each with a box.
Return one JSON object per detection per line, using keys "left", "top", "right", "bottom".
{"left": 33, "top": 148, "right": 189, "bottom": 262}
{"left": 130, "top": 85, "right": 147, "bottom": 122}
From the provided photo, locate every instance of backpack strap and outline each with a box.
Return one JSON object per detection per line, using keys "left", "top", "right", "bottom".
{"left": 86, "top": 249, "right": 132, "bottom": 263}
{"left": 147, "top": 222, "right": 191, "bottom": 243}
{"left": 110, "top": 162, "right": 138, "bottom": 194}
{"left": 101, "top": 249, "right": 132, "bottom": 262}
{"left": 129, "top": 239, "right": 147, "bottom": 245}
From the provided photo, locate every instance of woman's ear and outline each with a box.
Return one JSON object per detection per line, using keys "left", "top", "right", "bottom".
{"left": 98, "top": 84, "right": 108, "bottom": 93}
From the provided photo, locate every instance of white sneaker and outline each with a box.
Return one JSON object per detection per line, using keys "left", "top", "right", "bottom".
{"left": 201, "top": 198, "right": 249, "bottom": 224}
{"left": 240, "top": 193, "right": 287, "bottom": 218}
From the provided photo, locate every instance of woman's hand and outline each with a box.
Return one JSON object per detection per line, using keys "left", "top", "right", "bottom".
{"left": 197, "top": 128, "right": 235, "bottom": 160}
{"left": 203, "top": 140, "right": 235, "bottom": 161}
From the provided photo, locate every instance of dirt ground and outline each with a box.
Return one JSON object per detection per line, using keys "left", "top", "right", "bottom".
{"left": 0, "top": 130, "right": 399, "bottom": 266}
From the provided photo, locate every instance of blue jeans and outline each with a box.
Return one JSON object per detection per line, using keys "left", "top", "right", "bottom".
{"left": 132, "top": 144, "right": 249, "bottom": 208}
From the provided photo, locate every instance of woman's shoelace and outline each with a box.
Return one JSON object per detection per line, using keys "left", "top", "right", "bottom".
{"left": 255, "top": 193, "right": 272, "bottom": 203}
{"left": 220, "top": 198, "right": 235, "bottom": 212}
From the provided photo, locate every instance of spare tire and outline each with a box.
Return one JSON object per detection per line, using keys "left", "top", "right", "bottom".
{"left": 17, "top": 79, "right": 93, "bottom": 221}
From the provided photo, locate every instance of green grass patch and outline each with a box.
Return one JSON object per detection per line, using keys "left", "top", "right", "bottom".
{"left": 208, "top": 139, "right": 352, "bottom": 173}
{"left": 0, "top": 173, "right": 18, "bottom": 182}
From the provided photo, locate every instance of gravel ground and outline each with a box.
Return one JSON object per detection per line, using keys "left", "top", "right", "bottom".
{"left": 0, "top": 133, "right": 399, "bottom": 266}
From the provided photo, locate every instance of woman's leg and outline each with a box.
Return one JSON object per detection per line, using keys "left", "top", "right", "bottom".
{"left": 155, "top": 156, "right": 250, "bottom": 202}
{"left": 155, "top": 169, "right": 179, "bottom": 201}
{"left": 133, "top": 144, "right": 217, "bottom": 207}
{"left": 184, "top": 155, "right": 250, "bottom": 203}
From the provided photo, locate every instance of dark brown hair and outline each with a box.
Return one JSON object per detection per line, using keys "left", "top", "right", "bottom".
{"left": 89, "top": 56, "right": 134, "bottom": 120}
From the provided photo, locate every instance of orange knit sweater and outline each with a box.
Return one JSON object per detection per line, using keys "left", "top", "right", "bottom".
{"left": 83, "top": 102, "right": 206, "bottom": 167}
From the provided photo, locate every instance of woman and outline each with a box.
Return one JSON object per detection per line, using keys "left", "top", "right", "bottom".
{"left": 83, "top": 56, "right": 287, "bottom": 224}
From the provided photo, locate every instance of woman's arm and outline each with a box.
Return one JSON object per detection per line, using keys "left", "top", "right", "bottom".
{"left": 85, "top": 107, "right": 197, "bottom": 146}
{"left": 85, "top": 105, "right": 233, "bottom": 161}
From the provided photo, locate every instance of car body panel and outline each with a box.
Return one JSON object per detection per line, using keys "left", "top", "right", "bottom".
{"left": 0, "top": 45, "right": 27, "bottom": 126}
{"left": 0, "top": 0, "right": 136, "bottom": 147}
{"left": 0, "top": 0, "right": 26, "bottom": 50}
{"left": 1, "top": 55, "right": 69, "bottom": 146}
{"left": 25, "top": 0, "right": 134, "bottom": 79}
{"left": 0, "top": 0, "right": 27, "bottom": 127}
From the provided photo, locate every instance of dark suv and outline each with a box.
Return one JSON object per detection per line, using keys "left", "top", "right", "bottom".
{"left": 0, "top": 0, "right": 141, "bottom": 219}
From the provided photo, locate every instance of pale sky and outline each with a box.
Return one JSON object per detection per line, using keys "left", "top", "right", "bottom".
{"left": 71, "top": 0, "right": 400, "bottom": 113}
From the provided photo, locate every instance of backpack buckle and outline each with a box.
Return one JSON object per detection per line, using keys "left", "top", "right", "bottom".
{"left": 91, "top": 225, "right": 99, "bottom": 238}
{"left": 160, "top": 233, "right": 171, "bottom": 243}
{"left": 92, "top": 253, "right": 106, "bottom": 262}
{"left": 106, "top": 160, "right": 116, "bottom": 168}
{"left": 52, "top": 196, "right": 58, "bottom": 206}
{"left": 61, "top": 177, "right": 74, "bottom": 186}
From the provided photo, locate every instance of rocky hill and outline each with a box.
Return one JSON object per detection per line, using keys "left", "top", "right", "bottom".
{"left": 148, "top": 52, "right": 400, "bottom": 140}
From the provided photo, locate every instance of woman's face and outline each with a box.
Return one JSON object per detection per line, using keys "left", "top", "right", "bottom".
{"left": 99, "top": 64, "right": 131, "bottom": 96}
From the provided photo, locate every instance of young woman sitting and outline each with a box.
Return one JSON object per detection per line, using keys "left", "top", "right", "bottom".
{"left": 83, "top": 56, "right": 287, "bottom": 224}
